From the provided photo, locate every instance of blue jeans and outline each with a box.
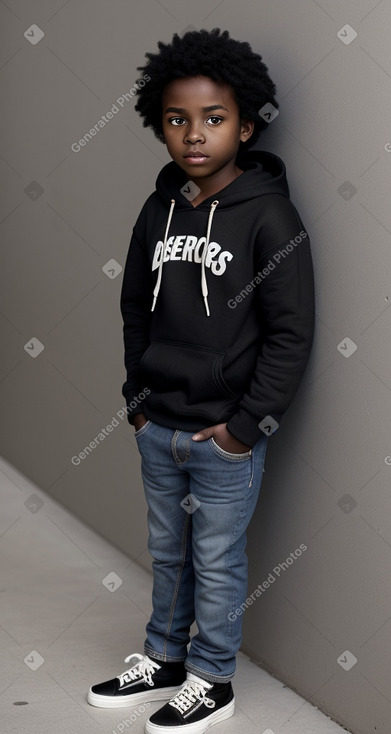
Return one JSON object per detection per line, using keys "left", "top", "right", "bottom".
{"left": 134, "top": 419, "right": 268, "bottom": 683}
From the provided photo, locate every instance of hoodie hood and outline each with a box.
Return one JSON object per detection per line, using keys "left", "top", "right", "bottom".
{"left": 151, "top": 150, "right": 290, "bottom": 315}
{"left": 155, "top": 149, "right": 290, "bottom": 209}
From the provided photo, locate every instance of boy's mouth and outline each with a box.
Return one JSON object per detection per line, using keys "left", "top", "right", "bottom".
{"left": 183, "top": 151, "right": 209, "bottom": 164}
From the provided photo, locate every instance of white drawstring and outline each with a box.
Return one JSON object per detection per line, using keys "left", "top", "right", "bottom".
{"left": 200, "top": 200, "right": 219, "bottom": 317}
{"left": 150, "top": 198, "right": 219, "bottom": 316}
{"left": 151, "top": 198, "right": 176, "bottom": 312}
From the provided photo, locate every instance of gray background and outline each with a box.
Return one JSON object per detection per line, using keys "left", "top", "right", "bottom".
{"left": 1, "top": 1, "right": 391, "bottom": 733}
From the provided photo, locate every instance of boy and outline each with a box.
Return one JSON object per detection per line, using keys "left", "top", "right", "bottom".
{"left": 87, "top": 28, "right": 315, "bottom": 734}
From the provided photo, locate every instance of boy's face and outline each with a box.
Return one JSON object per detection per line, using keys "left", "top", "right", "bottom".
{"left": 161, "top": 76, "right": 253, "bottom": 183}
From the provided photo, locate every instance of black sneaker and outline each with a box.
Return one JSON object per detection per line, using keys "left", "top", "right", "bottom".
{"left": 87, "top": 653, "right": 186, "bottom": 709}
{"left": 145, "top": 672, "right": 235, "bottom": 733}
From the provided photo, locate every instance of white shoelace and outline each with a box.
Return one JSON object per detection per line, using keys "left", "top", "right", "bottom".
{"left": 169, "top": 679, "right": 215, "bottom": 715}
{"left": 118, "top": 653, "right": 160, "bottom": 688}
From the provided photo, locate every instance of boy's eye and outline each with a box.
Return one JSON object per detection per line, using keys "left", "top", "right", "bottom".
{"left": 206, "top": 116, "right": 223, "bottom": 125}
{"left": 168, "top": 115, "right": 223, "bottom": 126}
{"left": 169, "top": 117, "right": 186, "bottom": 126}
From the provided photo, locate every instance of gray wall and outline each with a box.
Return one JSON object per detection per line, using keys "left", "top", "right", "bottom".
{"left": 1, "top": 2, "right": 390, "bottom": 732}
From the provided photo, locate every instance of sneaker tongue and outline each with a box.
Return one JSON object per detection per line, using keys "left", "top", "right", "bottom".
{"left": 186, "top": 673, "right": 213, "bottom": 688}
{"left": 124, "top": 653, "right": 144, "bottom": 666}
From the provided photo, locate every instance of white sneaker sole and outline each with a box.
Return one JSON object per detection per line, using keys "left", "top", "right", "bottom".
{"left": 87, "top": 684, "right": 184, "bottom": 709}
{"left": 144, "top": 697, "right": 235, "bottom": 733}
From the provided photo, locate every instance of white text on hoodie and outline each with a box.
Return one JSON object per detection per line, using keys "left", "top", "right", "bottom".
{"left": 152, "top": 236, "right": 233, "bottom": 276}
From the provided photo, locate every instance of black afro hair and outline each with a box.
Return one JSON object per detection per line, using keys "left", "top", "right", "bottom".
{"left": 134, "top": 27, "right": 279, "bottom": 149}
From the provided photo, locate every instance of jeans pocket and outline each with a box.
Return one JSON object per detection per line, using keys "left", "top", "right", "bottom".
{"left": 209, "top": 436, "right": 252, "bottom": 462}
{"left": 134, "top": 420, "right": 153, "bottom": 439}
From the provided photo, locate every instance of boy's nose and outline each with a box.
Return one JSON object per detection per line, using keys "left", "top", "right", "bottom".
{"left": 185, "top": 129, "right": 205, "bottom": 144}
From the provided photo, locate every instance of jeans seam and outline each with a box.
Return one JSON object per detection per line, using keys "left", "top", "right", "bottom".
{"left": 249, "top": 451, "right": 254, "bottom": 487}
{"left": 144, "top": 646, "right": 186, "bottom": 663}
{"left": 163, "top": 512, "right": 190, "bottom": 658}
{"left": 185, "top": 661, "right": 234, "bottom": 683}
{"left": 134, "top": 420, "right": 152, "bottom": 438}
{"left": 171, "top": 430, "right": 182, "bottom": 466}
{"left": 171, "top": 430, "right": 190, "bottom": 465}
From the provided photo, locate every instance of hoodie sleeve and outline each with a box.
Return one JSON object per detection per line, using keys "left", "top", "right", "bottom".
{"left": 120, "top": 224, "right": 153, "bottom": 425}
{"left": 226, "top": 200, "right": 315, "bottom": 448}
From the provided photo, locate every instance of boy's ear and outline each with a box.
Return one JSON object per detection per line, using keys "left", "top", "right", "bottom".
{"left": 240, "top": 118, "right": 254, "bottom": 143}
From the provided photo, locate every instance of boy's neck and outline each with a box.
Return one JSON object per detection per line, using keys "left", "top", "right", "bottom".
{"left": 187, "top": 166, "right": 244, "bottom": 208}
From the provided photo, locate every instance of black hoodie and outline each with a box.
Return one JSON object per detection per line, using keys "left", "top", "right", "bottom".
{"left": 120, "top": 150, "right": 315, "bottom": 448}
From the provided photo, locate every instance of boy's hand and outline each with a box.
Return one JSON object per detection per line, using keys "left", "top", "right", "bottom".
{"left": 133, "top": 413, "right": 148, "bottom": 432}
{"left": 192, "top": 423, "right": 251, "bottom": 453}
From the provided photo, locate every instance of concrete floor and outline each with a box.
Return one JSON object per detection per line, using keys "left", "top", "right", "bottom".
{"left": 0, "top": 455, "right": 351, "bottom": 734}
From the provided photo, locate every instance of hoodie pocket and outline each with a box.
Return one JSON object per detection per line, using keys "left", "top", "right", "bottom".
{"left": 139, "top": 340, "right": 238, "bottom": 416}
